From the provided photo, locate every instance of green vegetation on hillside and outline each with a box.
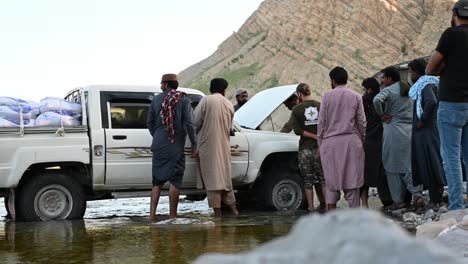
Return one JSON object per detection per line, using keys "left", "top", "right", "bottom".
{"left": 261, "top": 75, "right": 279, "bottom": 90}
{"left": 221, "top": 63, "right": 262, "bottom": 89}
{"left": 185, "top": 63, "right": 262, "bottom": 94}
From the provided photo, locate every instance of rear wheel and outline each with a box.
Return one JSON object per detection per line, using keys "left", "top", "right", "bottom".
{"left": 257, "top": 170, "right": 304, "bottom": 210}
{"left": 16, "top": 171, "right": 87, "bottom": 221}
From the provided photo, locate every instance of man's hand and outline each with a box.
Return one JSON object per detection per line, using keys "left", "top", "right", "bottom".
{"left": 382, "top": 114, "right": 392, "bottom": 124}
{"left": 191, "top": 148, "right": 199, "bottom": 158}
{"left": 303, "top": 131, "right": 318, "bottom": 140}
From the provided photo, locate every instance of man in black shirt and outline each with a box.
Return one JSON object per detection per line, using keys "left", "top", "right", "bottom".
{"left": 426, "top": 0, "right": 468, "bottom": 210}
{"left": 291, "top": 83, "right": 326, "bottom": 212}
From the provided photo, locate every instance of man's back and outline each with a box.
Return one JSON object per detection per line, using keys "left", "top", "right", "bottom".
{"left": 147, "top": 90, "right": 192, "bottom": 150}
{"left": 197, "top": 94, "right": 233, "bottom": 144}
{"left": 437, "top": 25, "right": 468, "bottom": 102}
{"left": 292, "top": 100, "right": 320, "bottom": 150}
{"left": 374, "top": 82, "right": 413, "bottom": 124}
{"left": 319, "top": 85, "right": 365, "bottom": 140}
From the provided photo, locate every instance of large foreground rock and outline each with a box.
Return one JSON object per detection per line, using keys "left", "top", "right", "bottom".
{"left": 194, "top": 209, "right": 464, "bottom": 264}
{"left": 434, "top": 215, "right": 468, "bottom": 259}
{"left": 440, "top": 208, "right": 468, "bottom": 222}
{"left": 417, "top": 209, "right": 468, "bottom": 258}
{"left": 416, "top": 218, "right": 458, "bottom": 239}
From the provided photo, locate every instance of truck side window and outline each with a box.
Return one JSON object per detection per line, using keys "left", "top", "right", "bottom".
{"left": 186, "top": 94, "right": 203, "bottom": 110}
{"left": 109, "top": 100, "right": 150, "bottom": 129}
{"left": 100, "top": 91, "right": 154, "bottom": 129}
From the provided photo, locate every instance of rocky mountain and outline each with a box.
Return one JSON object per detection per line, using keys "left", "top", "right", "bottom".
{"left": 179, "top": 0, "right": 454, "bottom": 99}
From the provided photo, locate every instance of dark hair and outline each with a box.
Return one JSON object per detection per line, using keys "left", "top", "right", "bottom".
{"left": 296, "top": 83, "right": 311, "bottom": 96}
{"left": 408, "top": 59, "right": 427, "bottom": 76}
{"left": 329, "top": 67, "right": 348, "bottom": 85}
{"left": 210, "top": 78, "right": 228, "bottom": 94}
{"left": 287, "top": 93, "right": 299, "bottom": 101}
{"left": 361, "top": 78, "right": 380, "bottom": 93}
{"left": 381, "top": 66, "right": 400, "bottom": 82}
{"left": 163, "top": 80, "right": 179, "bottom": 89}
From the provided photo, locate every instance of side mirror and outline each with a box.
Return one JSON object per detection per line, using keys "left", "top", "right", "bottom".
{"left": 230, "top": 129, "right": 236, "bottom": 136}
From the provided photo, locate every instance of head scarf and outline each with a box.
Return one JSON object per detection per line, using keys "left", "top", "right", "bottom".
{"left": 409, "top": 75, "right": 439, "bottom": 119}
{"left": 160, "top": 89, "right": 185, "bottom": 143}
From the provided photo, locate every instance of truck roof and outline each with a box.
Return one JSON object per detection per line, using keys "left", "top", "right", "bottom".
{"left": 75, "top": 85, "right": 205, "bottom": 96}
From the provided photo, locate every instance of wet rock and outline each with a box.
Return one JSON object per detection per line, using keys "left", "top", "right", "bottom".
{"left": 402, "top": 212, "right": 424, "bottom": 231}
{"left": 438, "top": 206, "right": 448, "bottom": 215}
{"left": 403, "top": 212, "right": 421, "bottom": 222}
{"left": 193, "top": 209, "right": 464, "bottom": 264}
{"left": 416, "top": 218, "right": 458, "bottom": 239}
{"left": 423, "top": 209, "right": 436, "bottom": 221}
{"left": 435, "top": 216, "right": 468, "bottom": 259}
{"left": 391, "top": 208, "right": 406, "bottom": 216}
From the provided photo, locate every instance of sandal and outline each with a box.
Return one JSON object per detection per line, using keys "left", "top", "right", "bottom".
{"left": 412, "top": 197, "right": 425, "bottom": 208}
{"left": 385, "top": 202, "right": 407, "bottom": 211}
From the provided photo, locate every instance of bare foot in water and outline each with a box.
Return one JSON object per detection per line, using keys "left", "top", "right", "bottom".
{"left": 230, "top": 204, "right": 239, "bottom": 216}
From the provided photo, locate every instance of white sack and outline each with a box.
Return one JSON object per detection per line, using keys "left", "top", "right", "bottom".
{"left": 39, "top": 97, "right": 82, "bottom": 115}
{"left": 0, "top": 118, "right": 35, "bottom": 128}
{"left": 0, "top": 105, "right": 39, "bottom": 120}
{"left": 35, "top": 112, "right": 81, "bottom": 127}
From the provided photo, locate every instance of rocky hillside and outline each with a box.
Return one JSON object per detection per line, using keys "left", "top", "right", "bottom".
{"left": 179, "top": 0, "right": 454, "bottom": 99}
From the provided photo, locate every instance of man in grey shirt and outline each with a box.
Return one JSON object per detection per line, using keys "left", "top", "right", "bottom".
{"left": 373, "top": 67, "right": 423, "bottom": 209}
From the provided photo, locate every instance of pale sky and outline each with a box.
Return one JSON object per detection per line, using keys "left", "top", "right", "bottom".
{"left": 0, "top": 0, "right": 264, "bottom": 101}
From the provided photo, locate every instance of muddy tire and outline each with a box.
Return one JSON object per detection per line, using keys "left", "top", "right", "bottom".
{"left": 16, "top": 171, "right": 87, "bottom": 221}
{"left": 257, "top": 170, "right": 304, "bottom": 211}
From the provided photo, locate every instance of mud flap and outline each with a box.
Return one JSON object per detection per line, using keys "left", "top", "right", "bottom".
{"left": 7, "top": 188, "right": 16, "bottom": 221}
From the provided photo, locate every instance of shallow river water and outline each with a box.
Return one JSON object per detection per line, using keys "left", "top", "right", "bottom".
{"left": 0, "top": 197, "right": 300, "bottom": 264}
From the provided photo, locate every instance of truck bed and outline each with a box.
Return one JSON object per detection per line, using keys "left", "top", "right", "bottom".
{"left": 0, "top": 125, "right": 87, "bottom": 135}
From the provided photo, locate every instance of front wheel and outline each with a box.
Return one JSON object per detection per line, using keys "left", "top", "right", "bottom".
{"left": 257, "top": 171, "right": 304, "bottom": 211}
{"left": 16, "top": 172, "right": 87, "bottom": 221}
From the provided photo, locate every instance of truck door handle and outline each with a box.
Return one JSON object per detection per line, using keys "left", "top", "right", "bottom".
{"left": 113, "top": 135, "right": 127, "bottom": 140}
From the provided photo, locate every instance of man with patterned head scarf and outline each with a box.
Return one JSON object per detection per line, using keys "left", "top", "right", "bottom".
{"left": 147, "top": 73, "right": 197, "bottom": 221}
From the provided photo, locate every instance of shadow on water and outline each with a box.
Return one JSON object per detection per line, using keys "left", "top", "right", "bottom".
{"left": 0, "top": 214, "right": 296, "bottom": 264}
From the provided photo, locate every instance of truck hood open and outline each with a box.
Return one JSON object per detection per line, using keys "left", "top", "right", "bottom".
{"left": 234, "top": 84, "right": 297, "bottom": 129}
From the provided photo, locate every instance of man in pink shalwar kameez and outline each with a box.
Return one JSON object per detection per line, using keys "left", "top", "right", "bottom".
{"left": 317, "top": 67, "right": 367, "bottom": 210}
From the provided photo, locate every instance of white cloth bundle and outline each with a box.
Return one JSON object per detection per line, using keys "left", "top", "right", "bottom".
{"left": 39, "top": 97, "right": 82, "bottom": 115}
{"left": 0, "top": 118, "right": 35, "bottom": 127}
{"left": 35, "top": 112, "right": 81, "bottom": 127}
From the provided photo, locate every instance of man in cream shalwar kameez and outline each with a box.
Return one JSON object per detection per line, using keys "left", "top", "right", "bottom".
{"left": 194, "top": 78, "right": 239, "bottom": 217}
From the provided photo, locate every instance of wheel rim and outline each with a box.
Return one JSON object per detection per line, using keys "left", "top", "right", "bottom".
{"left": 34, "top": 184, "right": 73, "bottom": 220}
{"left": 271, "top": 179, "right": 303, "bottom": 210}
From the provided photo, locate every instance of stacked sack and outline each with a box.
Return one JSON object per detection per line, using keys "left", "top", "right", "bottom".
{"left": 0, "top": 97, "right": 39, "bottom": 127}
{"left": 0, "top": 96, "right": 82, "bottom": 128}
{"left": 35, "top": 97, "right": 82, "bottom": 127}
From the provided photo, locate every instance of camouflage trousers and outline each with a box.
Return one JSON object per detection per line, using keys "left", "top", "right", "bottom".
{"left": 298, "top": 148, "right": 325, "bottom": 189}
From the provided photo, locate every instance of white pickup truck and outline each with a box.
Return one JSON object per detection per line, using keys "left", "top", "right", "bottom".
{"left": 0, "top": 84, "right": 302, "bottom": 221}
